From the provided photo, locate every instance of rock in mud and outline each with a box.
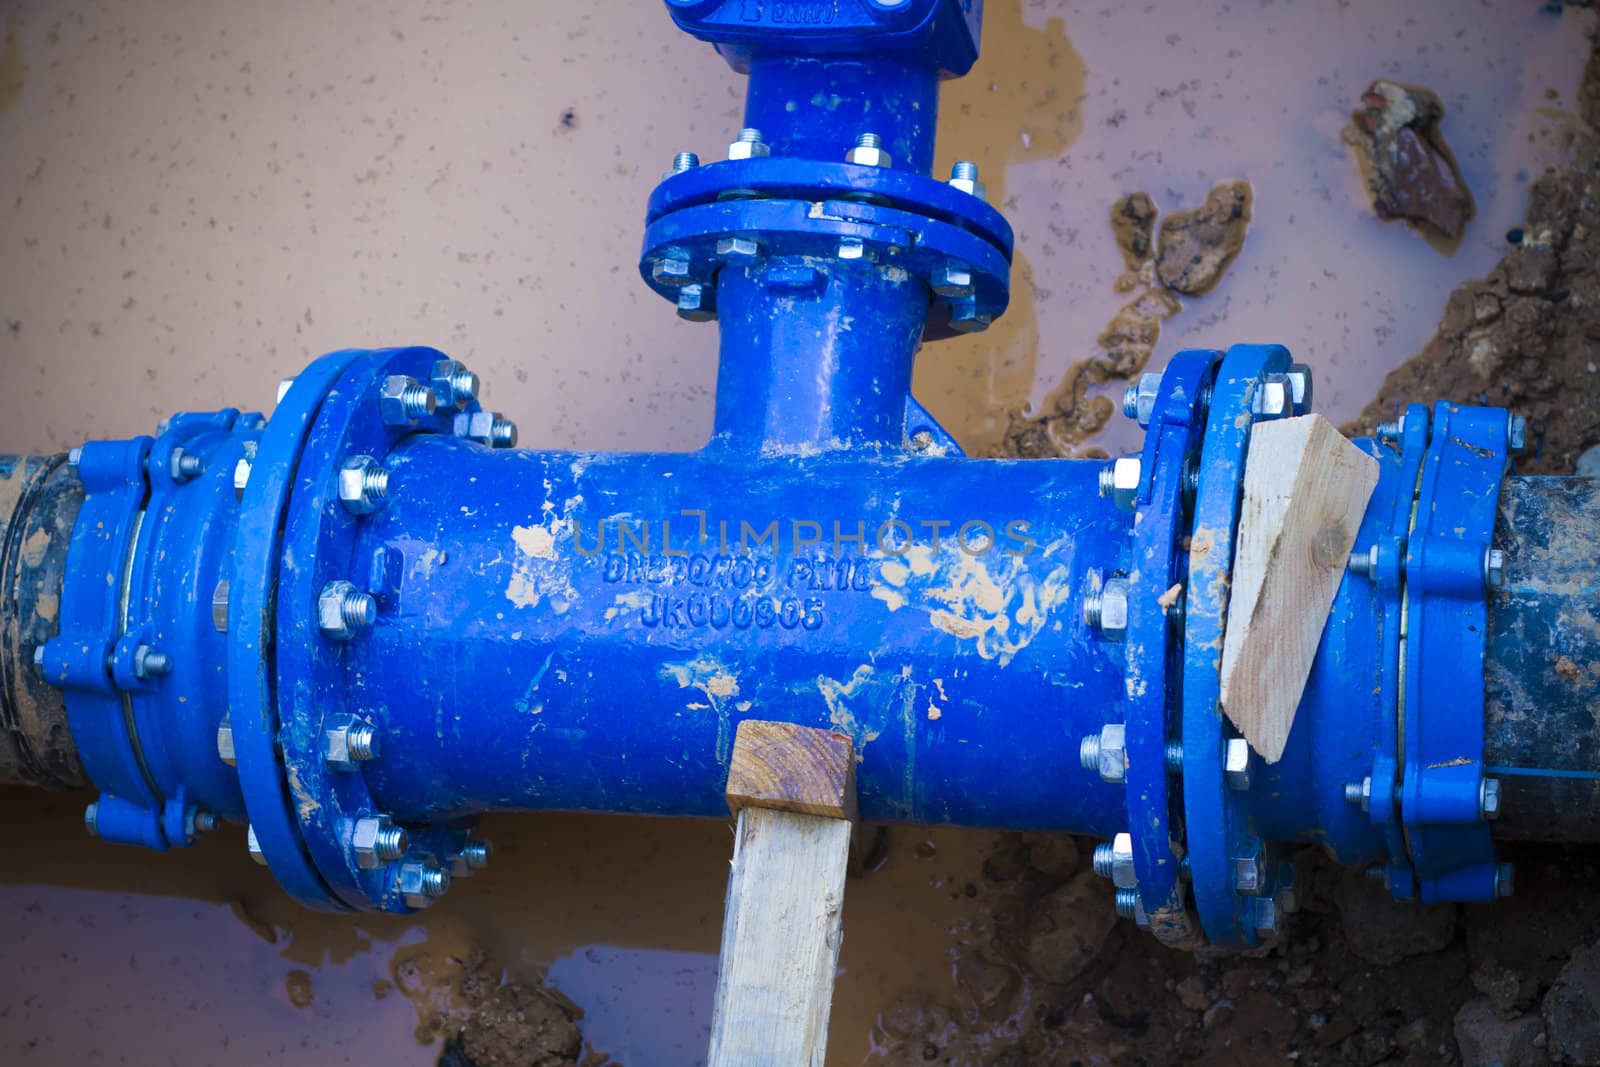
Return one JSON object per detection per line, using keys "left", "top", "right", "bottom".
{"left": 1111, "top": 192, "right": 1158, "bottom": 269}
{"left": 1020, "top": 871, "right": 1118, "bottom": 984}
{"left": 1336, "top": 867, "right": 1459, "bottom": 965}
{"left": 1543, "top": 942, "right": 1600, "bottom": 1064}
{"left": 1154, "top": 180, "right": 1252, "bottom": 296}
{"left": 1343, "top": 79, "right": 1475, "bottom": 240}
{"left": 1454, "top": 998, "right": 1547, "bottom": 1067}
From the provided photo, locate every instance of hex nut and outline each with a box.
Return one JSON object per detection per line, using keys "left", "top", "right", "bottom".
{"left": 651, "top": 256, "right": 694, "bottom": 287}
{"left": 351, "top": 815, "right": 408, "bottom": 870}
{"left": 1100, "top": 456, "right": 1142, "bottom": 512}
{"left": 1110, "top": 831, "right": 1137, "bottom": 888}
{"left": 948, "top": 174, "right": 987, "bottom": 200}
{"left": 378, "top": 375, "right": 436, "bottom": 427}
{"left": 1224, "top": 737, "right": 1252, "bottom": 791}
{"left": 396, "top": 859, "right": 451, "bottom": 908}
{"left": 1509, "top": 414, "right": 1527, "bottom": 452}
{"left": 716, "top": 236, "right": 759, "bottom": 258}
{"left": 947, "top": 295, "right": 992, "bottom": 333}
{"left": 837, "top": 237, "right": 867, "bottom": 261}
{"left": 232, "top": 456, "right": 252, "bottom": 500}
{"left": 325, "top": 718, "right": 380, "bottom": 772}
{"left": 1094, "top": 723, "right": 1128, "bottom": 784}
{"left": 726, "top": 130, "right": 770, "bottom": 160}
{"left": 276, "top": 378, "right": 295, "bottom": 405}
{"left": 1252, "top": 377, "right": 1289, "bottom": 418}
{"left": 1124, "top": 372, "right": 1162, "bottom": 426}
{"left": 317, "top": 579, "right": 376, "bottom": 641}
{"left": 1234, "top": 842, "right": 1264, "bottom": 895}
{"left": 1254, "top": 895, "right": 1279, "bottom": 935}
{"left": 677, "top": 283, "right": 715, "bottom": 323}
{"left": 216, "top": 714, "right": 236, "bottom": 766}
{"left": 453, "top": 410, "right": 497, "bottom": 444}
{"left": 1484, "top": 548, "right": 1506, "bottom": 590}
{"left": 1098, "top": 577, "right": 1131, "bottom": 641}
{"left": 846, "top": 143, "right": 892, "bottom": 168}
{"left": 337, "top": 455, "right": 388, "bottom": 516}
{"left": 428, "top": 359, "right": 479, "bottom": 411}
{"left": 932, "top": 264, "right": 974, "bottom": 298}
{"left": 212, "top": 579, "right": 230, "bottom": 633}
{"left": 1480, "top": 777, "right": 1502, "bottom": 820}
{"left": 1285, "top": 363, "right": 1313, "bottom": 414}
{"left": 247, "top": 824, "right": 267, "bottom": 865}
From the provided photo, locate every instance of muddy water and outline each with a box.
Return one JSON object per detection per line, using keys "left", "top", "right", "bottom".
{"left": 0, "top": 0, "right": 1591, "bottom": 1064}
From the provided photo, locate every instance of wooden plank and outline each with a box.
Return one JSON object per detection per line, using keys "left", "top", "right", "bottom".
{"left": 725, "top": 719, "right": 858, "bottom": 822}
{"left": 707, "top": 721, "right": 857, "bottom": 1067}
{"left": 1220, "top": 414, "right": 1379, "bottom": 763}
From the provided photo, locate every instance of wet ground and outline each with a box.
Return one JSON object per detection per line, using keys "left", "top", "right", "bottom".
{"left": 1, "top": 1, "right": 1598, "bottom": 1064}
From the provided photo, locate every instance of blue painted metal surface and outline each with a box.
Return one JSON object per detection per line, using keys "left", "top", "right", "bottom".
{"left": 12, "top": 0, "right": 1574, "bottom": 941}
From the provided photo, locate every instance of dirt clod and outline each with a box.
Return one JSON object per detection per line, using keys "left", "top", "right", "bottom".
{"left": 1453, "top": 998, "right": 1547, "bottom": 1067}
{"left": 1154, "top": 180, "right": 1253, "bottom": 296}
{"left": 1336, "top": 868, "right": 1460, "bottom": 966}
{"left": 1542, "top": 942, "right": 1600, "bottom": 1064}
{"left": 1111, "top": 191, "right": 1159, "bottom": 269}
{"left": 1343, "top": 79, "right": 1475, "bottom": 240}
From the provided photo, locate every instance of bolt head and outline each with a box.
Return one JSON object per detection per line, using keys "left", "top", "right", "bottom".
{"left": 232, "top": 456, "right": 252, "bottom": 499}
{"left": 378, "top": 375, "right": 435, "bottom": 426}
{"left": 317, "top": 579, "right": 373, "bottom": 641}
{"left": 1224, "top": 738, "right": 1252, "bottom": 791}
{"left": 1480, "top": 777, "right": 1502, "bottom": 820}
{"left": 1253, "top": 377, "right": 1289, "bottom": 418}
{"left": 1110, "top": 831, "right": 1137, "bottom": 888}
{"left": 212, "top": 579, "right": 230, "bottom": 633}
{"left": 676, "top": 283, "right": 715, "bottom": 323}
{"left": 396, "top": 859, "right": 451, "bottom": 909}
{"left": 337, "top": 455, "right": 384, "bottom": 515}
{"left": 1095, "top": 722, "right": 1128, "bottom": 783}
{"left": 932, "top": 264, "right": 974, "bottom": 298}
{"left": 1099, "top": 577, "right": 1130, "bottom": 641}
{"left": 429, "top": 359, "right": 478, "bottom": 410}
{"left": 216, "top": 716, "right": 236, "bottom": 766}
{"left": 1485, "top": 548, "right": 1506, "bottom": 589}
{"left": 947, "top": 299, "right": 993, "bottom": 333}
{"left": 948, "top": 175, "right": 987, "bottom": 200}
{"left": 1509, "top": 414, "right": 1527, "bottom": 452}
{"left": 651, "top": 255, "right": 694, "bottom": 287}
{"left": 726, "top": 137, "right": 770, "bottom": 161}
{"left": 716, "top": 236, "right": 759, "bottom": 258}
{"left": 1253, "top": 895, "right": 1279, "bottom": 935}
{"left": 1108, "top": 456, "right": 1142, "bottom": 512}
{"left": 1126, "top": 372, "right": 1161, "bottom": 426}
{"left": 837, "top": 237, "right": 868, "bottom": 261}
{"left": 1234, "top": 844, "right": 1264, "bottom": 895}
{"left": 1285, "top": 364, "right": 1313, "bottom": 414}
{"left": 845, "top": 143, "right": 893, "bottom": 168}
{"left": 325, "top": 718, "right": 378, "bottom": 772}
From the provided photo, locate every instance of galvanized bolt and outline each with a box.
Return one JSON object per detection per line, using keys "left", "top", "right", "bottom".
{"left": 716, "top": 236, "right": 759, "bottom": 258}
{"left": 212, "top": 580, "right": 230, "bottom": 633}
{"left": 170, "top": 448, "right": 205, "bottom": 482}
{"left": 276, "top": 378, "right": 295, "bottom": 405}
{"left": 450, "top": 838, "right": 493, "bottom": 877}
{"left": 1495, "top": 862, "right": 1515, "bottom": 899}
{"left": 652, "top": 254, "right": 694, "bottom": 287}
{"left": 216, "top": 713, "right": 236, "bottom": 766}
{"left": 1123, "top": 372, "right": 1162, "bottom": 426}
{"left": 351, "top": 815, "right": 409, "bottom": 870}
{"left": 837, "top": 236, "right": 867, "bottom": 261}
{"left": 1079, "top": 723, "right": 1127, "bottom": 783}
{"left": 677, "top": 283, "right": 715, "bottom": 323}
{"left": 1224, "top": 737, "right": 1251, "bottom": 791}
{"left": 1092, "top": 840, "right": 1115, "bottom": 878}
{"left": 193, "top": 810, "right": 220, "bottom": 834}
{"left": 1484, "top": 547, "right": 1506, "bottom": 589}
{"left": 85, "top": 801, "right": 100, "bottom": 838}
{"left": 727, "top": 128, "right": 770, "bottom": 161}
{"left": 1164, "top": 740, "right": 1183, "bottom": 773}
{"left": 931, "top": 264, "right": 974, "bottom": 298}
{"left": 947, "top": 294, "right": 992, "bottom": 334}
{"left": 233, "top": 455, "right": 252, "bottom": 499}
{"left": 1092, "top": 576, "right": 1130, "bottom": 641}
{"left": 948, "top": 160, "right": 986, "bottom": 200}
{"left": 1348, "top": 544, "right": 1380, "bottom": 577}
{"left": 378, "top": 375, "right": 436, "bottom": 426}
{"left": 317, "top": 579, "right": 377, "bottom": 641}
{"left": 1113, "top": 886, "right": 1147, "bottom": 925}
{"left": 1234, "top": 841, "right": 1264, "bottom": 895}
{"left": 429, "top": 359, "right": 480, "bottom": 410}
{"left": 1253, "top": 895, "right": 1279, "bottom": 935}
{"left": 845, "top": 132, "right": 892, "bottom": 168}
{"left": 32, "top": 646, "right": 44, "bottom": 668}
{"left": 1108, "top": 831, "right": 1137, "bottom": 887}
{"left": 248, "top": 824, "right": 268, "bottom": 865}
{"left": 1375, "top": 416, "right": 1405, "bottom": 441}
{"left": 490, "top": 416, "right": 518, "bottom": 449}
{"left": 132, "top": 645, "right": 172, "bottom": 679}
{"left": 325, "top": 719, "right": 380, "bottom": 772}
{"left": 67, "top": 447, "right": 83, "bottom": 468}
{"left": 664, "top": 150, "right": 700, "bottom": 178}
{"left": 1098, "top": 456, "right": 1141, "bottom": 512}
{"left": 397, "top": 859, "right": 451, "bottom": 908}
{"left": 1509, "top": 414, "right": 1527, "bottom": 452}
{"left": 337, "top": 455, "right": 390, "bottom": 516}
{"left": 1480, "top": 777, "right": 1502, "bottom": 820}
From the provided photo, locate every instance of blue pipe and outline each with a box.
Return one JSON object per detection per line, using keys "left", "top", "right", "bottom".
{"left": 0, "top": 0, "right": 1588, "bottom": 948}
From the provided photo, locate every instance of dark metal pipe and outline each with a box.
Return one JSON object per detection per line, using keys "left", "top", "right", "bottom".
{"left": 0, "top": 454, "right": 86, "bottom": 788}
{"left": 1485, "top": 475, "right": 1600, "bottom": 841}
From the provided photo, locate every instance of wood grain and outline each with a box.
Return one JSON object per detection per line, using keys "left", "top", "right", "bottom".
{"left": 1220, "top": 414, "right": 1379, "bottom": 763}
{"left": 724, "top": 719, "right": 858, "bottom": 822}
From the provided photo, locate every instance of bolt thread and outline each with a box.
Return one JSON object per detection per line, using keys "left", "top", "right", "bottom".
{"left": 142, "top": 650, "right": 172, "bottom": 676}
{"left": 194, "top": 811, "right": 220, "bottom": 833}
{"left": 490, "top": 417, "right": 518, "bottom": 448}
{"left": 1092, "top": 843, "right": 1115, "bottom": 879}
{"left": 341, "top": 590, "right": 377, "bottom": 630}
{"left": 460, "top": 841, "right": 492, "bottom": 870}
{"left": 1098, "top": 464, "right": 1116, "bottom": 498}
{"left": 1364, "top": 865, "right": 1387, "bottom": 883}
{"left": 1084, "top": 589, "right": 1105, "bottom": 630}
{"left": 672, "top": 151, "right": 699, "bottom": 172}
{"left": 362, "top": 465, "right": 390, "bottom": 503}
{"left": 856, "top": 132, "right": 882, "bottom": 149}
{"left": 736, "top": 128, "right": 763, "bottom": 144}
{"left": 449, "top": 368, "right": 479, "bottom": 404}
{"left": 84, "top": 802, "right": 100, "bottom": 837}
{"left": 1375, "top": 419, "right": 1401, "bottom": 440}
{"left": 1122, "top": 383, "right": 1140, "bottom": 419}
{"left": 176, "top": 452, "right": 204, "bottom": 477}
{"left": 346, "top": 723, "right": 378, "bottom": 762}
{"left": 1344, "top": 781, "right": 1364, "bottom": 804}
{"left": 1114, "top": 887, "right": 1141, "bottom": 919}
{"left": 1164, "top": 741, "right": 1184, "bottom": 772}
{"left": 951, "top": 160, "right": 979, "bottom": 181}
{"left": 401, "top": 382, "right": 434, "bottom": 419}
{"left": 375, "top": 825, "right": 408, "bottom": 861}
{"left": 1079, "top": 733, "right": 1102, "bottom": 772}
{"left": 422, "top": 866, "right": 450, "bottom": 897}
